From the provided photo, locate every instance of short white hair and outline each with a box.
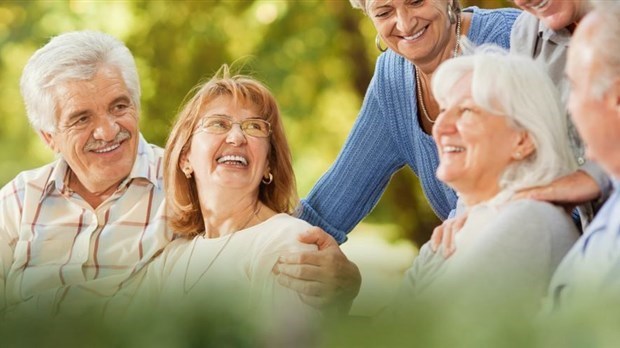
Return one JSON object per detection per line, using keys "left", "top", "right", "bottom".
{"left": 587, "top": 0, "right": 620, "bottom": 97}
{"left": 432, "top": 44, "right": 577, "bottom": 192}
{"left": 349, "top": 0, "right": 460, "bottom": 16}
{"left": 20, "top": 30, "right": 141, "bottom": 132}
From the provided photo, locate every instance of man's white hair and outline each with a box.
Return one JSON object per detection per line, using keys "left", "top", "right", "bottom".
{"left": 20, "top": 30, "right": 141, "bottom": 133}
{"left": 587, "top": 0, "right": 620, "bottom": 97}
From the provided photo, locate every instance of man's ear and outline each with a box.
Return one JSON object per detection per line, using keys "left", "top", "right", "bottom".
{"left": 610, "top": 77, "right": 620, "bottom": 112}
{"left": 39, "top": 131, "right": 58, "bottom": 153}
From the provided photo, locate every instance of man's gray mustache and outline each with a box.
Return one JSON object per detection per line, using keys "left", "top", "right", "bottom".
{"left": 83, "top": 129, "right": 131, "bottom": 152}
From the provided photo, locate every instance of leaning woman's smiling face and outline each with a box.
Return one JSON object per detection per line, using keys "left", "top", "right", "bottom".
{"left": 369, "top": 0, "right": 453, "bottom": 64}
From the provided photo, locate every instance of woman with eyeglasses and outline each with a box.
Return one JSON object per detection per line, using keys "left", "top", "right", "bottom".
{"left": 111, "top": 66, "right": 320, "bottom": 327}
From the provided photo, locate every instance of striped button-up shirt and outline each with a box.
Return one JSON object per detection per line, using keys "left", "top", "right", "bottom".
{"left": 546, "top": 179, "right": 620, "bottom": 312}
{"left": 0, "top": 135, "right": 172, "bottom": 314}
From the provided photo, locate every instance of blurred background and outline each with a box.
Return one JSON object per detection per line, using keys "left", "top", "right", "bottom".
{"left": 0, "top": 0, "right": 515, "bottom": 315}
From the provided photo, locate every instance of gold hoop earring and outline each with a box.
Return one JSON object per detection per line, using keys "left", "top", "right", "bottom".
{"left": 375, "top": 34, "right": 387, "bottom": 52}
{"left": 447, "top": 4, "right": 457, "bottom": 24}
{"left": 262, "top": 173, "right": 273, "bottom": 185}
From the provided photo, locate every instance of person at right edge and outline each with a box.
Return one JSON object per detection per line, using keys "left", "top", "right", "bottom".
{"left": 509, "top": 0, "right": 611, "bottom": 228}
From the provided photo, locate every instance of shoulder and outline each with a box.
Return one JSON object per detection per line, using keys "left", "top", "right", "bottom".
{"left": 496, "top": 199, "right": 568, "bottom": 223}
{"left": 467, "top": 7, "right": 521, "bottom": 47}
{"left": 376, "top": 50, "right": 411, "bottom": 85}
{"left": 373, "top": 50, "right": 414, "bottom": 109}
{"left": 512, "top": 11, "right": 540, "bottom": 34}
{"left": 153, "top": 237, "right": 191, "bottom": 268}
{"left": 469, "top": 6, "right": 521, "bottom": 27}
{"left": 491, "top": 199, "right": 578, "bottom": 239}
{"left": 251, "top": 214, "right": 317, "bottom": 253}
{"left": 510, "top": 12, "right": 541, "bottom": 53}
{"left": 0, "top": 161, "right": 58, "bottom": 200}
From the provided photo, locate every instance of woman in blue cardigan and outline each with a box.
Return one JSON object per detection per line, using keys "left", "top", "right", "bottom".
{"left": 298, "top": 1, "right": 520, "bottom": 243}
{"left": 274, "top": 1, "right": 520, "bottom": 311}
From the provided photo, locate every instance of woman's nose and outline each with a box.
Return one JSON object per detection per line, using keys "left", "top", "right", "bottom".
{"left": 225, "top": 123, "right": 247, "bottom": 146}
{"left": 432, "top": 108, "right": 457, "bottom": 138}
{"left": 395, "top": 8, "right": 415, "bottom": 33}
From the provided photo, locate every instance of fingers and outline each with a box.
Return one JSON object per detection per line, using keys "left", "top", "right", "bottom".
{"left": 430, "top": 225, "right": 444, "bottom": 252}
{"left": 276, "top": 263, "right": 325, "bottom": 282}
{"left": 442, "top": 220, "right": 457, "bottom": 258}
{"left": 277, "top": 249, "right": 325, "bottom": 267}
{"left": 276, "top": 272, "right": 354, "bottom": 311}
{"left": 299, "top": 294, "right": 330, "bottom": 309}
{"left": 513, "top": 185, "right": 551, "bottom": 201}
{"left": 276, "top": 272, "right": 326, "bottom": 298}
{"left": 278, "top": 243, "right": 348, "bottom": 267}
{"left": 297, "top": 227, "right": 338, "bottom": 250}
{"left": 429, "top": 214, "right": 468, "bottom": 258}
{"left": 443, "top": 214, "right": 467, "bottom": 257}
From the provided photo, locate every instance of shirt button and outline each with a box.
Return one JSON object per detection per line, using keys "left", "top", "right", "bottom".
{"left": 577, "top": 157, "right": 585, "bottom": 165}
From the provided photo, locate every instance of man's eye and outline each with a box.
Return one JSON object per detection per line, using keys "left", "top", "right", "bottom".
{"left": 112, "top": 103, "right": 129, "bottom": 113}
{"left": 71, "top": 116, "right": 90, "bottom": 127}
{"left": 461, "top": 108, "right": 475, "bottom": 116}
{"left": 407, "top": 0, "right": 424, "bottom": 6}
{"left": 374, "top": 10, "right": 391, "bottom": 18}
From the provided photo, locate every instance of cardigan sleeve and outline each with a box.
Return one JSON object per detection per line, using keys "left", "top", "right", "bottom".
{"left": 299, "top": 56, "right": 405, "bottom": 243}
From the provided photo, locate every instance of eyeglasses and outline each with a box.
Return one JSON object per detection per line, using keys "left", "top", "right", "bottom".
{"left": 194, "top": 115, "right": 272, "bottom": 138}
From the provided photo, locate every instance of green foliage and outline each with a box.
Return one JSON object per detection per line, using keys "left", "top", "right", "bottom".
{"left": 0, "top": 0, "right": 515, "bottom": 245}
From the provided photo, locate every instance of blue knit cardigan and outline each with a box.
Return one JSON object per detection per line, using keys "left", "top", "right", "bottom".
{"left": 300, "top": 7, "right": 521, "bottom": 243}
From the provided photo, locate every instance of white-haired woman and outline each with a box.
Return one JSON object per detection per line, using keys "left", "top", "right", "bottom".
{"left": 397, "top": 48, "right": 580, "bottom": 312}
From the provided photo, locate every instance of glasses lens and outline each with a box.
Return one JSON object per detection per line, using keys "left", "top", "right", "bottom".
{"left": 242, "top": 119, "right": 271, "bottom": 137}
{"left": 198, "top": 116, "right": 271, "bottom": 137}
{"left": 203, "top": 116, "right": 231, "bottom": 134}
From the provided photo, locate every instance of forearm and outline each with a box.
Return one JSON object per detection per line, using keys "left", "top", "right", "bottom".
{"left": 580, "top": 160, "right": 613, "bottom": 204}
{"left": 299, "top": 85, "right": 403, "bottom": 243}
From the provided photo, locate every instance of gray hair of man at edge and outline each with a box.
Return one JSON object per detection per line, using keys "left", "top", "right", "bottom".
{"left": 587, "top": 0, "right": 620, "bottom": 97}
{"left": 432, "top": 43, "right": 577, "bottom": 192}
{"left": 20, "top": 30, "right": 141, "bottom": 133}
{"left": 349, "top": 0, "right": 461, "bottom": 15}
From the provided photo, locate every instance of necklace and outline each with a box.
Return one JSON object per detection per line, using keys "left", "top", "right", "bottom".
{"left": 182, "top": 204, "right": 261, "bottom": 295}
{"left": 416, "top": 14, "right": 462, "bottom": 124}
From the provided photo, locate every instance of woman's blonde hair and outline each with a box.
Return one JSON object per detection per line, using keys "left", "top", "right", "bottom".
{"left": 164, "top": 65, "right": 297, "bottom": 237}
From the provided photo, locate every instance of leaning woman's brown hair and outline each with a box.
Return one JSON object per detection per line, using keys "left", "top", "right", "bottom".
{"left": 164, "top": 65, "right": 297, "bottom": 237}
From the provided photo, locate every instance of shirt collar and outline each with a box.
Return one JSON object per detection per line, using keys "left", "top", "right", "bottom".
{"left": 612, "top": 178, "right": 620, "bottom": 191}
{"left": 40, "top": 133, "right": 160, "bottom": 201}
{"left": 538, "top": 20, "right": 572, "bottom": 47}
